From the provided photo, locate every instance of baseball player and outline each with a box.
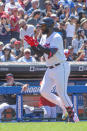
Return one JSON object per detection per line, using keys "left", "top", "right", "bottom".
{"left": 24, "top": 17, "right": 79, "bottom": 122}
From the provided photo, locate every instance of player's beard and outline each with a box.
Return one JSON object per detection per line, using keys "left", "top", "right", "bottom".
{"left": 42, "top": 28, "right": 49, "bottom": 34}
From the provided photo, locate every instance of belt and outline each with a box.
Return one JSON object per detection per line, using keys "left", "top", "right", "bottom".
{"left": 48, "top": 63, "right": 60, "bottom": 69}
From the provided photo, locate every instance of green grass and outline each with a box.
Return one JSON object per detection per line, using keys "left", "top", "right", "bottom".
{"left": 0, "top": 122, "right": 87, "bottom": 131}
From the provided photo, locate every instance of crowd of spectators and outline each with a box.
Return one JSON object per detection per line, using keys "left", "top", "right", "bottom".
{"left": 0, "top": 0, "right": 87, "bottom": 62}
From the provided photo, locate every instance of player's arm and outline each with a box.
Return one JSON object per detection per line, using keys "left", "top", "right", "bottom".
{"left": 24, "top": 35, "right": 58, "bottom": 58}
{"left": 31, "top": 46, "right": 44, "bottom": 57}
{"left": 36, "top": 44, "right": 58, "bottom": 58}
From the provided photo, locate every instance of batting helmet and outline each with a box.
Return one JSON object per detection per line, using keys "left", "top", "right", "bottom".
{"left": 39, "top": 17, "right": 54, "bottom": 28}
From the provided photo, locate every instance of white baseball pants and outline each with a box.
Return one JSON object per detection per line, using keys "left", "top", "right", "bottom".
{"left": 40, "top": 62, "right": 73, "bottom": 108}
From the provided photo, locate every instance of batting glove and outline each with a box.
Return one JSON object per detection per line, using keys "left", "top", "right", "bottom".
{"left": 24, "top": 35, "right": 39, "bottom": 47}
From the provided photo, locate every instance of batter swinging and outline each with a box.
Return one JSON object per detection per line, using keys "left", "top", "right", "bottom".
{"left": 24, "top": 17, "right": 79, "bottom": 122}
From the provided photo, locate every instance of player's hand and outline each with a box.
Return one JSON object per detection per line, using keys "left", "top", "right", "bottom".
{"left": 24, "top": 35, "right": 39, "bottom": 47}
{"left": 22, "top": 84, "right": 29, "bottom": 92}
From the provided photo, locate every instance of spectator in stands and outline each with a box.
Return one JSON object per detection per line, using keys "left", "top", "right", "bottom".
{"left": 55, "top": 1, "right": 63, "bottom": 18}
{"left": 70, "top": 3, "right": 76, "bottom": 15}
{"left": 0, "top": 15, "right": 11, "bottom": 45}
{"left": 78, "top": 9, "right": 86, "bottom": 24}
{"left": 0, "top": 45, "right": 16, "bottom": 62}
{"left": 76, "top": 38, "right": 87, "bottom": 61}
{"left": 0, "top": 2, "right": 8, "bottom": 18}
{"left": 75, "top": 0, "right": 85, "bottom": 14}
{"left": 23, "top": 0, "right": 32, "bottom": 11}
{"left": 6, "top": 38, "right": 17, "bottom": 50}
{"left": 66, "top": 15, "right": 76, "bottom": 48}
{"left": 19, "top": 19, "right": 34, "bottom": 49}
{"left": 34, "top": 24, "right": 42, "bottom": 42}
{"left": 86, "top": 0, "right": 87, "bottom": 8}
{"left": 75, "top": 3, "right": 83, "bottom": 15}
{"left": 76, "top": 49, "right": 85, "bottom": 61}
{"left": 27, "top": 9, "right": 41, "bottom": 27}
{"left": 0, "top": 73, "right": 28, "bottom": 121}
{"left": 59, "top": 4, "right": 70, "bottom": 22}
{"left": 64, "top": 46, "right": 78, "bottom": 61}
{"left": 50, "top": 13, "right": 59, "bottom": 32}
{"left": 72, "top": 28, "right": 86, "bottom": 54}
{"left": 11, "top": 40, "right": 23, "bottom": 60}
{"left": 43, "top": 1, "right": 56, "bottom": 17}
{"left": 39, "top": 96, "right": 57, "bottom": 122}
{"left": 39, "top": 0, "right": 46, "bottom": 10}
{"left": 18, "top": 0, "right": 32, "bottom": 11}
{"left": 26, "top": 0, "right": 39, "bottom": 17}
{"left": 10, "top": 8, "right": 20, "bottom": 40}
{"left": 18, "top": 8, "right": 25, "bottom": 19}
{"left": 17, "top": 48, "right": 36, "bottom": 62}
{"left": 0, "top": 41, "right": 4, "bottom": 56}
{"left": 18, "top": 0, "right": 25, "bottom": 9}
{"left": 5, "top": 0, "right": 21, "bottom": 14}
{"left": 9, "top": 38, "right": 17, "bottom": 49}
{"left": 52, "top": 0, "right": 60, "bottom": 11}
{"left": 80, "top": 18, "right": 87, "bottom": 37}
{"left": 6, "top": 0, "right": 18, "bottom": 3}
{"left": 66, "top": 46, "right": 76, "bottom": 61}
{"left": 0, "top": 0, "right": 5, "bottom": 3}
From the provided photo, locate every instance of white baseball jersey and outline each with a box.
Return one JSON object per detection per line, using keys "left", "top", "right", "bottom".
{"left": 40, "top": 32, "right": 66, "bottom": 66}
